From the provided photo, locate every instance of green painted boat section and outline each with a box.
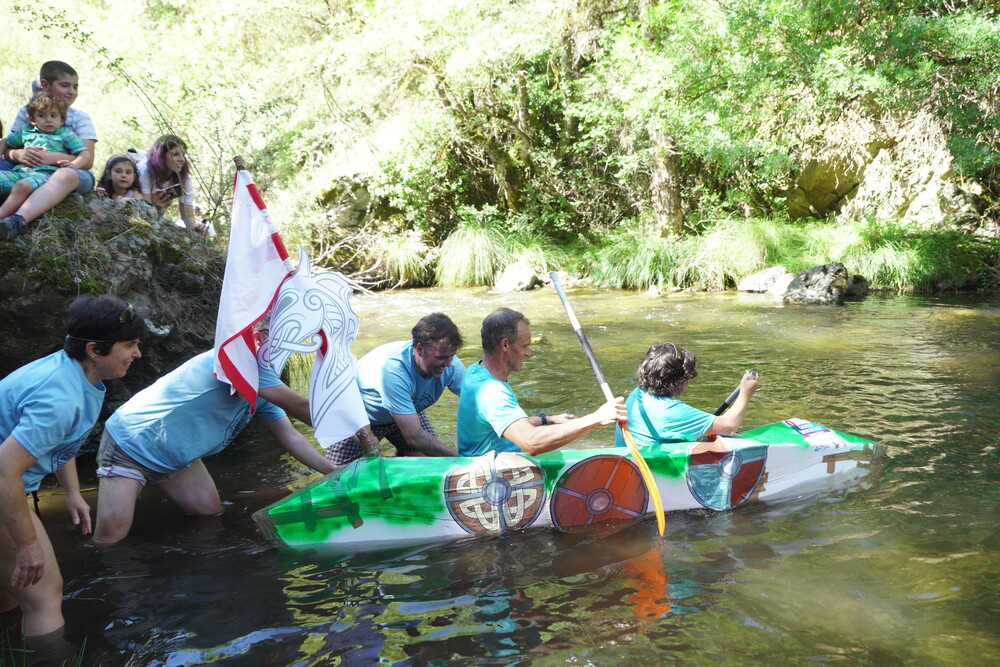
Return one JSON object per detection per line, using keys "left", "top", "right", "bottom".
{"left": 262, "top": 457, "right": 452, "bottom": 544}
{"left": 741, "top": 420, "right": 876, "bottom": 446}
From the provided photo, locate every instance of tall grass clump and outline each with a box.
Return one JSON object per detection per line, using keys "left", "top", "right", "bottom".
{"left": 435, "top": 206, "right": 563, "bottom": 286}
{"left": 435, "top": 222, "right": 511, "bottom": 286}
{"left": 364, "top": 232, "right": 433, "bottom": 288}
{"left": 590, "top": 218, "right": 810, "bottom": 290}
{"left": 835, "top": 219, "right": 983, "bottom": 291}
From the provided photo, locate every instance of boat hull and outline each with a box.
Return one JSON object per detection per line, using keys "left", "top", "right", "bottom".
{"left": 253, "top": 419, "right": 883, "bottom": 550}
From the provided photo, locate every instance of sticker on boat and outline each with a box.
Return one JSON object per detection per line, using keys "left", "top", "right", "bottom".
{"left": 686, "top": 439, "right": 768, "bottom": 510}
{"left": 550, "top": 455, "right": 649, "bottom": 533}
{"left": 444, "top": 452, "right": 545, "bottom": 535}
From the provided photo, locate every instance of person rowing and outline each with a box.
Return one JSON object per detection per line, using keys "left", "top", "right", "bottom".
{"left": 457, "top": 307, "right": 626, "bottom": 456}
{"left": 617, "top": 342, "right": 759, "bottom": 447}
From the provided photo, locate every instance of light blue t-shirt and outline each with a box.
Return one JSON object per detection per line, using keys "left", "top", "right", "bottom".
{"left": 357, "top": 340, "right": 464, "bottom": 426}
{"left": 456, "top": 361, "right": 527, "bottom": 456}
{"left": 615, "top": 387, "right": 715, "bottom": 447}
{"left": 105, "top": 351, "right": 286, "bottom": 473}
{"left": 0, "top": 351, "right": 106, "bottom": 493}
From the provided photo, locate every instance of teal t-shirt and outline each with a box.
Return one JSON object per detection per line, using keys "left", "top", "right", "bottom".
{"left": 615, "top": 387, "right": 715, "bottom": 447}
{"left": 456, "top": 361, "right": 527, "bottom": 456}
{"left": 357, "top": 340, "right": 464, "bottom": 426}
{"left": 0, "top": 351, "right": 106, "bottom": 492}
{"left": 105, "top": 351, "right": 286, "bottom": 473}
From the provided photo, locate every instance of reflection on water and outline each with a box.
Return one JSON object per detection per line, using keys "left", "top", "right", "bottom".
{"left": 12, "top": 289, "right": 999, "bottom": 665}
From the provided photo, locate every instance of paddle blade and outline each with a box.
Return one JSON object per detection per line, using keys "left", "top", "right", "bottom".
{"left": 620, "top": 423, "right": 666, "bottom": 538}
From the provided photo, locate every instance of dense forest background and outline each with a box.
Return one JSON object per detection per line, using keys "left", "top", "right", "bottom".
{"left": 1, "top": 0, "right": 998, "bottom": 291}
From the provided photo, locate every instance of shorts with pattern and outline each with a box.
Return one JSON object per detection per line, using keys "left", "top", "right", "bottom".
{"left": 324, "top": 411, "right": 434, "bottom": 465}
{"left": 96, "top": 429, "right": 179, "bottom": 486}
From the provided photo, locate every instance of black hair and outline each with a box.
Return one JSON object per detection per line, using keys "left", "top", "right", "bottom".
{"left": 39, "top": 61, "right": 78, "bottom": 84}
{"left": 635, "top": 342, "right": 698, "bottom": 398}
{"left": 63, "top": 296, "right": 147, "bottom": 360}
{"left": 412, "top": 313, "right": 463, "bottom": 350}
{"left": 481, "top": 308, "right": 529, "bottom": 354}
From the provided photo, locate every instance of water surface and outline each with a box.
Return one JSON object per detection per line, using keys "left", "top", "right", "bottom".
{"left": 13, "top": 288, "right": 999, "bottom": 665}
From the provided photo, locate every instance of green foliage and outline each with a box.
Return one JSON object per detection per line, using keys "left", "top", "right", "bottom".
{"left": 435, "top": 206, "right": 510, "bottom": 286}
{"left": 363, "top": 231, "right": 434, "bottom": 287}
{"left": 2, "top": 0, "right": 996, "bottom": 294}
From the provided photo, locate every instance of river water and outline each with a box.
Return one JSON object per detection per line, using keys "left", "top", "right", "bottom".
{"left": 12, "top": 287, "right": 999, "bottom": 665}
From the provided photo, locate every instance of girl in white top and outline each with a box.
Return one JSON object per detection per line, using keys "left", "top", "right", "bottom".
{"left": 137, "top": 134, "right": 203, "bottom": 232}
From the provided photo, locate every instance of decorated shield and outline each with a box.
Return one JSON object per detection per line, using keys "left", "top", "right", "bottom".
{"left": 550, "top": 455, "right": 648, "bottom": 533}
{"left": 686, "top": 438, "right": 767, "bottom": 510}
{"left": 445, "top": 452, "right": 545, "bottom": 535}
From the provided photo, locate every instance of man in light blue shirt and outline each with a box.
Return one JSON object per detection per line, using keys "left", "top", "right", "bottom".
{"left": 325, "top": 313, "right": 465, "bottom": 465}
{"left": 93, "top": 323, "right": 334, "bottom": 544}
{"left": 457, "top": 308, "right": 626, "bottom": 457}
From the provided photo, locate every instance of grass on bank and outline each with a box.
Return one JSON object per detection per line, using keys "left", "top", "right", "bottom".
{"left": 586, "top": 217, "right": 996, "bottom": 292}
{"left": 358, "top": 215, "right": 997, "bottom": 292}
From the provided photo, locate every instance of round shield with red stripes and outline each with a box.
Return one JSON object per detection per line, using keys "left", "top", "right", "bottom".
{"left": 686, "top": 439, "right": 767, "bottom": 510}
{"left": 550, "top": 455, "right": 648, "bottom": 533}
{"left": 444, "top": 452, "right": 545, "bottom": 535}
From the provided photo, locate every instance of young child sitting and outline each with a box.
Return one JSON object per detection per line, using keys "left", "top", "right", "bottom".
{"left": 0, "top": 60, "right": 98, "bottom": 240}
{"left": 95, "top": 153, "right": 140, "bottom": 203}
{"left": 0, "top": 92, "right": 90, "bottom": 240}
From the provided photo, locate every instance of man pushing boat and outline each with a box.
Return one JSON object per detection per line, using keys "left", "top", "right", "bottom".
{"left": 457, "top": 307, "right": 626, "bottom": 456}
{"left": 324, "top": 313, "right": 466, "bottom": 465}
{"left": 92, "top": 321, "right": 336, "bottom": 544}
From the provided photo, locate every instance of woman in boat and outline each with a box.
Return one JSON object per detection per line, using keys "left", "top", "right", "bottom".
{"left": 616, "top": 342, "right": 759, "bottom": 447}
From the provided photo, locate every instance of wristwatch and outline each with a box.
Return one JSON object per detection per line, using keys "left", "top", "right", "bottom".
{"left": 538, "top": 412, "right": 548, "bottom": 426}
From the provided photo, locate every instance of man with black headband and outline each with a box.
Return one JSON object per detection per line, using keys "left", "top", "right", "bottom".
{"left": 0, "top": 295, "right": 145, "bottom": 660}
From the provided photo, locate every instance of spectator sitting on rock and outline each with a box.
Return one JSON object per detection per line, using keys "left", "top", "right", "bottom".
{"left": 0, "top": 61, "right": 99, "bottom": 240}
{"left": 0, "top": 92, "right": 90, "bottom": 241}
{"left": 95, "top": 153, "right": 141, "bottom": 203}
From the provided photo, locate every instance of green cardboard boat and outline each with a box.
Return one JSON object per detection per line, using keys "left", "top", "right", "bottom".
{"left": 253, "top": 418, "right": 883, "bottom": 550}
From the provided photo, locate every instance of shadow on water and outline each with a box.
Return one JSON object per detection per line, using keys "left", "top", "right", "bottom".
{"left": 7, "top": 289, "right": 998, "bottom": 665}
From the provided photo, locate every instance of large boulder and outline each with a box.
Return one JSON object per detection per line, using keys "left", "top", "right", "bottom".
{"left": 786, "top": 107, "right": 983, "bottom": 227}
{"left": 782, "top": 263, "right": 850, "bottom": 305}
{"left": 738, "top": 266, "right": 795, "bottom": 295}
{"left": 493, "top": 261, "right": 542, "bottom": 292}
{"left": 0, "top": 195, "right": 225, "bottom": 445}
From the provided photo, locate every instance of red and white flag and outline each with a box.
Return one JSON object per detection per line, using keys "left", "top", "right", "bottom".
{"left": 213, "top": 168, "right": 293, "bottom": 410}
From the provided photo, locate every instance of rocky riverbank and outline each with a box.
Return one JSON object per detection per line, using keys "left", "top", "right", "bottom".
{"left": 0, "top": 195, "right": 224, "bottom": 445}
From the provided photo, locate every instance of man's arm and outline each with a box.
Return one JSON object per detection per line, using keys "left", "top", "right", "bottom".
{"left": 258, "top": 384, "right": 312, "bottom": 426}
{"left": 501, "top": 397, "right": 626, "bottom": 456}
{"left": 264, "top": 416, "right": 335, "bottom": 475}
{"left": 0, "top": 435, "right": 46, "bottom": 587}
{"left": 390, "top": 412, "right": 456, "bottom": 457}
{"left": 53, "top": 457, "right": 91, "bottom": 535}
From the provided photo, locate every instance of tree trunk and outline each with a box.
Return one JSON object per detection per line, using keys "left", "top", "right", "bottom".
{"left": 649, "top": 128, "right": 684, "bottom": 236}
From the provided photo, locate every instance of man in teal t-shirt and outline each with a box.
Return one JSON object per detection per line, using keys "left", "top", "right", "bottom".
{"left": 457, "top": 308, "right": 626, "bottom": 457}
{"left": 325, "top": 313, "right": 465, "bottom": 465}
{"left": 0, "top": 296, "right": 145, "bottom": 653}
